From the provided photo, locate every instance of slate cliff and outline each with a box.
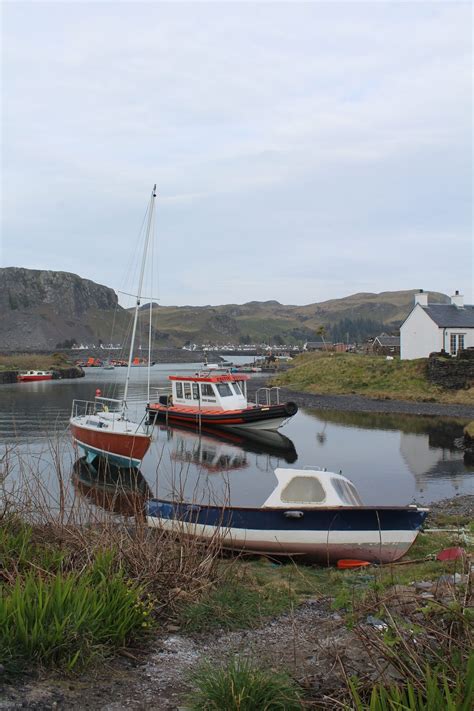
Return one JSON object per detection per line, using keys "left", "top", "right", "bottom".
{"left": 0, "top": 268, "right": 130, "bottom": 350}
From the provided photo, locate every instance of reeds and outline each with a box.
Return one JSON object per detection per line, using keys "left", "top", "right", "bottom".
{"left": 0, "top": 435, "right": 224, "bottom": 672}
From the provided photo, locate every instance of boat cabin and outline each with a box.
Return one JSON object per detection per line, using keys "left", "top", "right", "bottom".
{"left": 263, "top": 468, "right": 364, "bottom": 508}
{"left": 169, "top": 373, "right": 250, "bottom": 411}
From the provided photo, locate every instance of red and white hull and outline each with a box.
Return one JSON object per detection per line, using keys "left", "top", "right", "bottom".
{"left": 70, "top": 419, "right": 151, "bottom": 467}
{"left": 147, "top": 401, "right": 298, "bottom": 432}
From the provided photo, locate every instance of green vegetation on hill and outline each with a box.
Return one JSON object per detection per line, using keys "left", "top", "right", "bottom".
{"left": 274, "top": 352, "right": 473, "bottom": 405}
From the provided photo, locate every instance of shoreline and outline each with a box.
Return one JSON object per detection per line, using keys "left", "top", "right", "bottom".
{"left": 248, "top": 378, "right": 474, "bottom": 419}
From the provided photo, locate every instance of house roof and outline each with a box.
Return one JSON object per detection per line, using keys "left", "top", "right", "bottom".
{"left": 305, "top": 341, "right": 326, "bottom": 348}
{"left": 422, "top": 304, "right": 474, "bottom": 328}
{"left": 374, "top": 335, "right": 400, "bottom": 346}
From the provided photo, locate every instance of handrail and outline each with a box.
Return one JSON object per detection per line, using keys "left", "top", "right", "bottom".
{"left": 254, "top": 386, "right": 281, "bottom": 406}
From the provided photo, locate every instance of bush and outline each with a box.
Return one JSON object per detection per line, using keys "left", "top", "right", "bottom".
{"left": 188, "top": 657, "right": 303, "bottom": 711}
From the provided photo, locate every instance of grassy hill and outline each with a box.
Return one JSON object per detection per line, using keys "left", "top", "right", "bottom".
{"left": 147, "top": 289, "right": 448, "bottom": 346}
{"left": 274, "top": 352, "right": 473, "bottom": 405}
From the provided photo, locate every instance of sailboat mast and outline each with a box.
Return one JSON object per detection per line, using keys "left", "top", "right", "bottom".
{"left": 123, "top": 184, "right": 157, "bottom": 407}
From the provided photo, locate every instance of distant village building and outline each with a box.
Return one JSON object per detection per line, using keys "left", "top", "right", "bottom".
{"left": 400, "top": 290, "right": 474, "bottom": 360}
{"left": 370, "top": 334, "right": 400, "bottom": 356}
{"left": 303, "top": 341, "right": 328, "bottom": 351}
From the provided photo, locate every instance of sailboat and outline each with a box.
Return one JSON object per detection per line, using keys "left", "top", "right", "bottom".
{"left": 70, "top": 185, "right": 157, "bottom": 467}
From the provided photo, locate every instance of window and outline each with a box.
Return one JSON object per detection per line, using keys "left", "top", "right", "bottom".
{"left": 192, "top": 383, "right": 200, "bottom": 400}
{"left": 450, "top": 334, "right": 465, "bottom": 355}
{"left": 232, "top": 382, "right": 242, "bottom": 394}
{"left": 201, "top": 383, "right": 215, "bottom": 398}
{"left": 331, "top": 478, "right": 363, "bottom": 506}
{"left": 176, "top": 382, "right": 183, "bottom": 398}
{"left": 184, "top": 382, "right": 192, "bottom": 399}
{"left": 216, "top": 383, "right": 233, "bottom": 397}
{"left": 281, "top": 476, "right": 326, "bottom": 503}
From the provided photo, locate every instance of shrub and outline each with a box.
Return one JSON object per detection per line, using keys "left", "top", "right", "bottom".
{"left": 188, "top": 657, "right": 303, "bottom": 711}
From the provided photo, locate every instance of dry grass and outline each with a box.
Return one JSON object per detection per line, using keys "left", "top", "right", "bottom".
{"left": 0, "top": 439, "right": 225, "bottom": 622}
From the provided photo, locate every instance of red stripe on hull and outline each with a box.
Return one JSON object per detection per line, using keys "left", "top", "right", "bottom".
{"left": 70, "top": 424, "right": 151, "bottom": 461}
{"left": 18, "top": 375, "right": 53, "bottom": 382}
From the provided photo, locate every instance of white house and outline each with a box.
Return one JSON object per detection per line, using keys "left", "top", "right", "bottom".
{"left": 400, "top": 290, "right": 474, "bottom": 360}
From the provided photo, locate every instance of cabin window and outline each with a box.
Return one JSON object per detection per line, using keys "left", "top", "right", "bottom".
{"left": 216, "top": 383, "right": 233, "bottom": 397}
{"left": 281, "top": 476, "right": 326, "bottom": 503}
{"left": 201, "top": 383, "right": 215, "bottom": 398}
{"left": 176, "top": 382, "right": 183, "bottom": 398}
{"left": 184, "top": 382, "right": 192, "bottom": 399}
{"left": 331, "top": 479, "right": 363, "bottom": 506}
{"left": 232, "top": 382, "right": 242, "bottom": 394}
{"left": 192, "top": 383, "right": 200, "bottom": 400}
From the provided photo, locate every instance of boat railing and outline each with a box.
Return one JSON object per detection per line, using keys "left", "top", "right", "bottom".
{"left": 254, "top": 387, "right": 281, "bottom": 406}
{"left": 71, "top": 397, "right": 123, "bottom": 419}
{"left": 151, "top": 386, "right": 172, "bottom": 395}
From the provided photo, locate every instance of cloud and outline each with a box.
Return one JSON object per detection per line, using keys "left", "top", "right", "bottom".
{"left": 1, "top": 1, "right": 472, "bottom": 305}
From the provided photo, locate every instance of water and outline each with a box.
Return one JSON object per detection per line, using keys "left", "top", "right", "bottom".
{"left": 0, "top": 364, "right": 472, "bottom": 514}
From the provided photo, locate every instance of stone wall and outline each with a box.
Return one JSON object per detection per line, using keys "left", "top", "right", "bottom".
{"left": 427, "top": 349, "right": 474, "bottom": 390}
{"left": 0, "top": 371, "right": 18, "bottom": 384}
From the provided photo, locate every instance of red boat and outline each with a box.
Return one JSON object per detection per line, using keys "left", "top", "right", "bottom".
{"left": 147, "top": 372, "right": 298, "bottom": 431}
{"left": 18, "top": 370, "right": 53, "bottom": 382}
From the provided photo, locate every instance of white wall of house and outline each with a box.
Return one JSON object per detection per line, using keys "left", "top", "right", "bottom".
{"left": 400, "top": 306, "right": 442, "bottom": 359}
{"left": 443, "top": 327, "right": 474, "bottom": 355}
{"left": 401, "top": 305, "right": 474, "bottom": 359}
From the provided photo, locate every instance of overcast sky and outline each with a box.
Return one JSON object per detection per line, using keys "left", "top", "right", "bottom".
{"left": 2, "top": 1, "right": 472, "bottom": 307}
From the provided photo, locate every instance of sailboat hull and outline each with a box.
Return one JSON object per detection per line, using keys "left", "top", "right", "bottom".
{"left": 70, "top": 422, "right": 151, "bottom": 467}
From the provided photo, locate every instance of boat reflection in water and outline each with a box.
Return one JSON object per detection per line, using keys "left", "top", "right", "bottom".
{"left": 72, "top": 455, "right": 152, "bottom": 517}
{"left": 162, "top": 423, "right": 298, "bottom": 474}
{"left": 72, "top": 426, "right": 298, "bottom": 516}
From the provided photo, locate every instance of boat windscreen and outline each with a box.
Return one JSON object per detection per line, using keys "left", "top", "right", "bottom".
{"left": 331, "top": 478, "right": 363, "bottom": 505}
{"left": 216, "top": 383, "right": 233, "bottom": 397}
{"left": 280, "top": 476, "right": 326, "bottom": 504}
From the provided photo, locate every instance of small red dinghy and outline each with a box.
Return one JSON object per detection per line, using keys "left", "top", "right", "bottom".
{"left": 337, "top": 559, "right": 371, "bottom": 569}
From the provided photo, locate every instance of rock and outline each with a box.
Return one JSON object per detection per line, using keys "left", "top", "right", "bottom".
{"left": 414, "top": 581, "right": 433, "bottom": 591}
{"left": 366, "top": 615, "right": 388, "bottom": 631}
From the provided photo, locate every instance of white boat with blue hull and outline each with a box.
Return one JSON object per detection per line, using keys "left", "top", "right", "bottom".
{"left": 146, "top": 468, "right": 429, "bottom": 564}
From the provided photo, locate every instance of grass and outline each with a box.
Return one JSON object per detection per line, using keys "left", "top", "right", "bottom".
{"left": 0, "top": 549, "right": 150, "bottom": 673}
{"left": 180, "top": 567, "right": 295, "bottom": 632}
{"left": 188, "top": 657, "right": 304, "bottom": 711}
{"left": 274, "top": 352, "right": 473, "bottom": 405}
{"left": 347, "top": 656, "right": 474, "bottom": 711}
{"left": 0, "top": 353, "right": 73, "bottom": 371}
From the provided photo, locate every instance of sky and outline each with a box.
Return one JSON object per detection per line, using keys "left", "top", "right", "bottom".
{"left": 1, "top": 1, "right": 472, "bottom": 307}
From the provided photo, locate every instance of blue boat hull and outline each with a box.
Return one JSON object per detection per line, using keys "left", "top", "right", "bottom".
{"left": 146, "top": 499, "right": 428, "bottom": 563}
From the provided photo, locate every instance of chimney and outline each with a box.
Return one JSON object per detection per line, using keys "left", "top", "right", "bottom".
{"left": 451, "top": 290, "right": 464, "bottom": 308}
{"left": 414, "top": 289, "right": 428, "bottom": 307}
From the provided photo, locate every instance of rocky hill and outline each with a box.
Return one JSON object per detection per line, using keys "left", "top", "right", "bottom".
{"left": 0, "top": 268, "right": 131, "bottom": 350}
{"left": 0, "top": 267, "right": 449, "bottom": 350}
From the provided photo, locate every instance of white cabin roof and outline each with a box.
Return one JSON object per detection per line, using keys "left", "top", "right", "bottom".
{"left": 263, "top": 468, "right": 364, "bottom": 508}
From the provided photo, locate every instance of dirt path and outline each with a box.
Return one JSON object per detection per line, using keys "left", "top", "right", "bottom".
{"left": 0, "top": 600, "right": 373, "bottom": 710}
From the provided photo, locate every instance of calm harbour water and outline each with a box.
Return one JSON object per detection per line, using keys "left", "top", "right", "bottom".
{"left": 0, "top": 363, "right": 472, "bottom": 513}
